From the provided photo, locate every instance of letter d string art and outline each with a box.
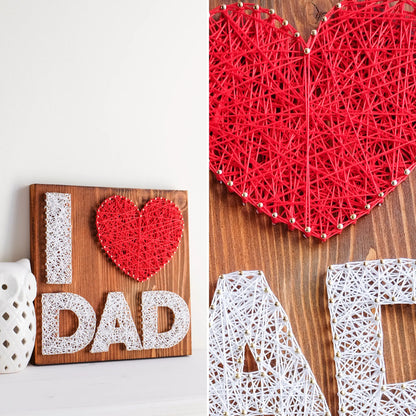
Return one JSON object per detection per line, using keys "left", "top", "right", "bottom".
{"left": 327, "top": 259, "right": 416, "bottom": 416}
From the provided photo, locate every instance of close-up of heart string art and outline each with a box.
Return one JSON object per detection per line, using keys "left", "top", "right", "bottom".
{"left": 96, "top": 195, "right": 184, "bottom": 282}
{"left": 209, "top": 0, "right": 416, "bottom": 240}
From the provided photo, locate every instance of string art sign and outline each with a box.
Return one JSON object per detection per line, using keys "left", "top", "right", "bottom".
{"left": 209, "top": 0, "right": 416, "bottom": 240}
{"left": 209, "top": 270, "right": 330, "bottom": 415}
{"left": 327, "top": 259, "right": 416, "bottom": 415}
{"left": 30, "top": 184, "right": 191, "bottom": 365}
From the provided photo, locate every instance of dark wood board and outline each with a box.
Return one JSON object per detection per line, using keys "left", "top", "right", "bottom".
{"left": 209, "top": 1, "right": 416, "bottom": 413}
{"left": 30, "top": 184, "right": 191, "bottom": 365}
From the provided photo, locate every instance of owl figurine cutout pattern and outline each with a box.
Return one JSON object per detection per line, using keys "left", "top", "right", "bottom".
{"left": 0, "top": 259, "right": 37, "bottom": 373}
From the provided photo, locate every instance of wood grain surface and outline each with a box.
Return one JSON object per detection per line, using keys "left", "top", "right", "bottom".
{"left": 30, "top": 184, "right": 191, "bottom": 365}
{"left": 209, "top": 1, "right": 416, "bottom": 413}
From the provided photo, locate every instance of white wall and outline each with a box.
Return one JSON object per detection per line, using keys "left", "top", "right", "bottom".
{"left": 0, "top": 1, "right": 207, "bottom": 413}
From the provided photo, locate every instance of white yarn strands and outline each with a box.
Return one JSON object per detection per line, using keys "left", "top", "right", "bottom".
{"left": 91, "top": 292, "right": 142, "bottom": 353}
{"left": 45, "top": 193, "right": 72, "bottom": 284}
{"left": 209, "top": 270, "right": 330, "bottom": 416}
{"left": 210, "top": 263, "right": 416, "bottom": 415}
{"left": 327, "top": 259, "right": 416, "bottom": 415}
{"left": 142, "top": 291, "right": 190, "bottom": 350}
{"left": 42, "top": 293, "right": 96, "bottom": 355}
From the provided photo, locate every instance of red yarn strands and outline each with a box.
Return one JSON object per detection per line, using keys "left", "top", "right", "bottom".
{"left": 209, "top": 0, "right": 416, "bottom": 240}
{"left": 96, "top": 196, "right": 184, "bottom": 282}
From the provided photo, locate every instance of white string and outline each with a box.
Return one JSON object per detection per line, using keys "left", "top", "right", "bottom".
{"left": 42, "top": 290, "right": 190, "bottom": 356}
{"left": 327, "top": 258, "right": 416, "bottom": 415}
{"left": 209, "top": 270, "right": 330, "bottom": 416}
{"left": 142, "top": 290, "right": 190, "bottom": 350}
{"left": 45, "top": 193, "right": 72, "bottom": 284}
{"left": 42, "top": 293, "right": 96, "bottom": 355}
{"left": 90, "top": 292, "right": 142, "bottom": 353}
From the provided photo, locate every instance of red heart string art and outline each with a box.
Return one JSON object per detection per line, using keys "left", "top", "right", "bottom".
{"left": 209, "top": 0, "right": 416, "bottom": 240}
{"left": 96, "top": 196, "right": 184, "bottom": 282}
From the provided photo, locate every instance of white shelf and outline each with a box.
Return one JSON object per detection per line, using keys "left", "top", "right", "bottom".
{"left": 0, "top": 349, "right": 207, "bottom": 416}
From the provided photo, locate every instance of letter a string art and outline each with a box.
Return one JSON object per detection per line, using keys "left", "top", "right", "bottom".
{"left": 209, "top": 271, "right": 330, "bottom": 416}
{"left": 209, "top": 0, "right": 416, "bottom": 240}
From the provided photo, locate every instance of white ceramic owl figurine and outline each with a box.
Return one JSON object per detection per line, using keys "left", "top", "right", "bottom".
{"left": 0, "top": 259, "right": 36, "bottom": 373}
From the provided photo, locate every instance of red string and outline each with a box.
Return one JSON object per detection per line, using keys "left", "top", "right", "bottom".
{"left": 209, "top": 0, "right": 416, "bottom": 240}
{"left": 96, "top": 196, "right": 184, "bottom": 282}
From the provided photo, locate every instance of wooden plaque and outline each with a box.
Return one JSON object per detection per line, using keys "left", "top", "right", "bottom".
{"left": 30, "top": 184, "right": 191, "bottom": 365}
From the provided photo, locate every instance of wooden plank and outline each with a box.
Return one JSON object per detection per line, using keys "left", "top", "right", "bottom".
{"left": 209, "top": 1, "right": 416, "bottom": 413}
{"left": 30, "top": 184, "right": 191, "bottom": 364}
